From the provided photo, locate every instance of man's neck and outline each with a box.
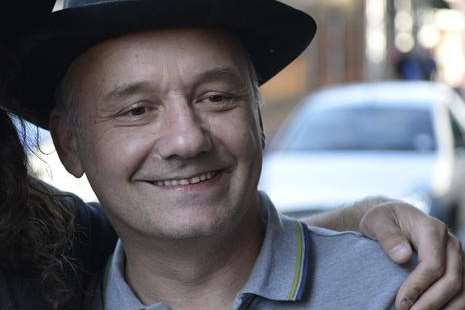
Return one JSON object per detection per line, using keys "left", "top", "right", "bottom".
{"left": 121, "top": 204, "right": 264, "bottom": 310}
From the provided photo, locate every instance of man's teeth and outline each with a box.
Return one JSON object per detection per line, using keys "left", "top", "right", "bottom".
{"left": 154, "top": 171, "right": 217, "bottom": 187}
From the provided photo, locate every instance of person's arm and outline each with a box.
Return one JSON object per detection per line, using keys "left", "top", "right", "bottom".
{"left": 303, "top": 197, "right": 465, "bottom": 310}
{"left": 303, "top": 196, "right": 384, "bottom": 231}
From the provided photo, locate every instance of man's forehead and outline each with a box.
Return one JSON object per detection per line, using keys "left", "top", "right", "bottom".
{"left": 72, "top": 27, "right": 248, "bottom": 73}
{"left": 82, "top": 27, "right": 246, "bottom": 60}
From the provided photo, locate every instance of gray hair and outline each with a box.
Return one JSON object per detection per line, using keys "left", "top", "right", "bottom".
{"left": 53, "top": 61, "right": 81, "bottom": 130}
{"left": 243, "top": 53, "right": 266, "bottom": 148}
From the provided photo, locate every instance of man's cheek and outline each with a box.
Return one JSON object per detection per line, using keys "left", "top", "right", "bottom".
{"left": 232, "top": 128, "right": 262, "bottom": 162}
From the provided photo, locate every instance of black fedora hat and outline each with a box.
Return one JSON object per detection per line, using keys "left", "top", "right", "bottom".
{"left": 0, "top": 0, "right": 56, "bottom": 39}
{"left": 0, "top": 0, "right": 56, "bottom": 103}
{"left": 13, "top": 0, "right": 316, "bottom": 128}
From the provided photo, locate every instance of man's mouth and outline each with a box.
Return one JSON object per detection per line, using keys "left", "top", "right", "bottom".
{"left": 152, "top": 170, "right": 220, "bottom": 187}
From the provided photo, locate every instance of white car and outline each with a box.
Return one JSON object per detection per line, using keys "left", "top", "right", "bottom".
{"left": 259, "top": 81, "right": 465, "bottom": 227}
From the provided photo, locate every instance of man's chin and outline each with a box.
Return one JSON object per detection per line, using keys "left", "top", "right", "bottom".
{"left": 148, "top": 222, "right": 230, "bottom": 241}
{"left": 140, "top": 208, "right": 241, "bottom": 241}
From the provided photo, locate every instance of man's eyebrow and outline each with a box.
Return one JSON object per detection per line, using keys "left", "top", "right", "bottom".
{"left": 103, "top": 81, "right": 153, "bottom": 102}
{"left": 103, "top": 67, "right": 246, "bottom": 102}
{"left": 193, "top": 67, "right": 246, "bottom": 89}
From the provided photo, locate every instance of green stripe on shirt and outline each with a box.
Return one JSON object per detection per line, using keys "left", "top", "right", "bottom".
{"left": 288, "top": 222, "right": 304, "bottom": 300}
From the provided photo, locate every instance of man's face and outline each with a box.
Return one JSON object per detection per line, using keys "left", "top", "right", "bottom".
{"left": 57, "top": 28, "right": 263, "bottom": 239}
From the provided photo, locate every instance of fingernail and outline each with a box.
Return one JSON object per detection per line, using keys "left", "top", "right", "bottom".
{"left": 400, "top": 298, "right": 414, "bottom": 309}
{"left": 390, "top": 244, "right": 410, "bottom": 261}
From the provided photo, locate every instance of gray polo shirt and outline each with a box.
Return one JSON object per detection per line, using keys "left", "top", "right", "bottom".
{"left": 93, "top": 193, "right": 410, "bottom": 309}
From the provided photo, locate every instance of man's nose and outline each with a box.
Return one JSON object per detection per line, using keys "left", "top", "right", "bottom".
{"left": 156, "top": 103, "right": 212, "bottom": 160}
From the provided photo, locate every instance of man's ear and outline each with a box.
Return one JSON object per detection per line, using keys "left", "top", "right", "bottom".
{"left": 49, "top": 112, "right": 84, "bottom": 178}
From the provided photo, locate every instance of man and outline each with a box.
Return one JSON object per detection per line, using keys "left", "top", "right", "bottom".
{"left": 50, "top": 26, "right": 412, "bottom": 309}
{"left": 6, "top": 0, "right": 465, "bottom": 309}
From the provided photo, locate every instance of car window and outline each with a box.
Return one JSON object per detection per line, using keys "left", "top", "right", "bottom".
{"left": 276, "top": 105, "right": 437, "bottom": 152}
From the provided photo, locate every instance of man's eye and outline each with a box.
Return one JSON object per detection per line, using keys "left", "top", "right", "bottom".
{"left": 208, "top": 94, "right": 231, "bottom": 103}
{"left": 117, "top": 102, "right": 157, "bottom": 119}
{"left": 127, "top": 106, "right": 147, "bottom": 116}
{"left": 198, "top": 93, "right": 236, "bottom": 105}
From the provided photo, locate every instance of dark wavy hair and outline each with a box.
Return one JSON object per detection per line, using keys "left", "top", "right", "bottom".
{"left": 0, "top": 108, "right": 78, "bottom": 307}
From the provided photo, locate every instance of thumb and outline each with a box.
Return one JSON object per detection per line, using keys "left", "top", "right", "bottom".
{"left": 378, "top": 232, "right": 413, "bottom": 264}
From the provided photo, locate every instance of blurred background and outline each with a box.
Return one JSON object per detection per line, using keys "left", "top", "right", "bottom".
{"left": 262, "top": 0, "right": 465, "bottom": 135}
{"left": 28, "top": 0, "right": 465, "bottom": 232}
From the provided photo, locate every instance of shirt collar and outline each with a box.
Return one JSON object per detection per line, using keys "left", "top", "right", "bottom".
{"left": 103, "top": 241, "right": 169, "bottom": 310}
{"left": 236, "top": 192, "right": 310, "bottom": 302}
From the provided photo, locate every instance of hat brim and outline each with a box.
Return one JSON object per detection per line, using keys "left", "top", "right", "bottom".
{"left": 16, "top": 0, "right": 316, "bottom": 128}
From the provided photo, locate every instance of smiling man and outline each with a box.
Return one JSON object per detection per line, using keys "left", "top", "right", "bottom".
{"left": 6, "top": 0, "right": 465, "bottom": 309}
{"left": 53, "top": 17, "right": 405, "bottom": 310}
{"left": 52, "top": 28, "right": 412, "bottom": 309}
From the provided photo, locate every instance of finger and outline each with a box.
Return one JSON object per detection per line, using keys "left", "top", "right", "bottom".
{"left": 410, "top": 236, "right": 463, "bottom": 310}
{"left": 444, "top": 282, "right": 465, "bottom": 310}
{"left": 395, "top": 223, "right": 448, "bottom": 310}
{"left": 360, "top": 206, "right": 414, "bottom": 263}
{"left": 378, "top": 232, "right": 413, "bottom": 264}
